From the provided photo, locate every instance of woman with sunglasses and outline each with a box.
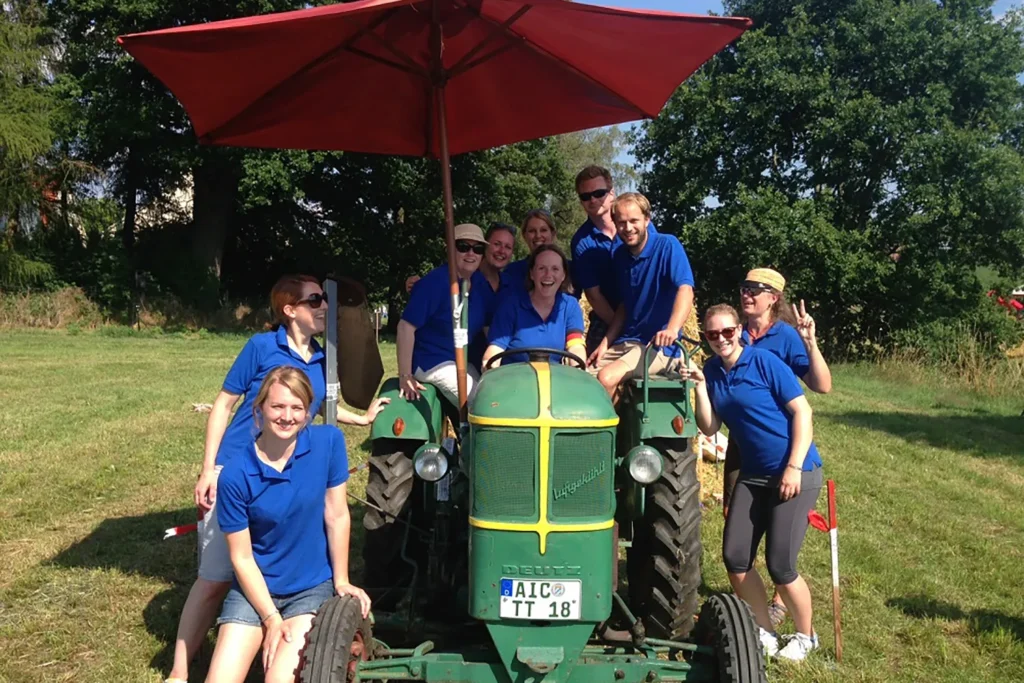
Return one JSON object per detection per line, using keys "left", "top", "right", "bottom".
{"left": 481, "top": 244, "right": 586, "bottom": 368}
{"left": 397, "top": 223, "right": 495, "bottom": 405}
{"left": 725, "top": 268, "right": 832, "bottom": 628}
{"left": 681, "top": 303, "right": 823, "bottom": 662}
{"left": 166, "top": 274, "right": 387, "bottom": 683}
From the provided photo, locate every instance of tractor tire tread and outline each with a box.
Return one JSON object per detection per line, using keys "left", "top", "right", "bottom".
{"left": 300, "top": 595, "right": 371, "bottom": 683}
{"left": 694, "top": 593, "right": 767, "bottom": 683}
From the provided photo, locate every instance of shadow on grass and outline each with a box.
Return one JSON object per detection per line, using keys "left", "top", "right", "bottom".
{"left": 45, "top": 504, "right": 369, "bottom": 680}
{"left": 887, "top": 596, "right": 1024, "bottom": 643}
{"left": 831, "top": 411, "right": 1024, "bottom": 459}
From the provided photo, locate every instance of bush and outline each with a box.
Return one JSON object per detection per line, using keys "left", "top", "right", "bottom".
{"left": 0, "top": 286, "right": 105, "bottom": 329}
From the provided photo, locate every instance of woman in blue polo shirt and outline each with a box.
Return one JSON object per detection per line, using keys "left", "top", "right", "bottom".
{"left": 167, "top": 274, "right": 386, "bottom": 683}
{"left": 397, "top": 223, "right": 495, "bottom": 404}
{"left": 723, "top": 268, "right": 833, "bottom": 627}
{"left": 500, "top": 208, "right": 558, "bottom": 292}
{"left": 482, "top": 244, "right": 585, "bottom": 367}
{"left": 681, "top": 303, "right": 822, "bottom": 663}
{"left": 205, "top": 366, "right": 370, "bottom": 683}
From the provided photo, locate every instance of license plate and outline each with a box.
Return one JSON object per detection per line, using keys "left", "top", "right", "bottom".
{"left": 499, "top": 578, "right": 581, "bottom": 620}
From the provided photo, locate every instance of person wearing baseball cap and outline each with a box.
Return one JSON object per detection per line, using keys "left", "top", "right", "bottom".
{"left": 723, "top": 266, "right": 832, "bottom": 630}
{"left": 396, "top": 223, "right": 496, "bottom": 406}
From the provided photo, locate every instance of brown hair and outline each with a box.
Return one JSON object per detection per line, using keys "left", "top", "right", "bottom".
{"left": 770, "top": 290, "right": 799, "bottom": 326}
{"left": 575, "top": 165, "right": 613, "bottom": 192}
{"left": 704, "top": 303, "right": 741, "bottom": 328}
{"left": 252, "top": 366, "right": 315, "bottom": 423}
{"left": 520, "top": 209, "right": 557, "bottom": 240}
{"left": 526, "top": 244, "right": 572, "bottom": 294}
{"left": 611, "top": 192, "right": 652, "bottom": 220}
{"left": 270, "top": 274, "right": 321, "bottom": 324}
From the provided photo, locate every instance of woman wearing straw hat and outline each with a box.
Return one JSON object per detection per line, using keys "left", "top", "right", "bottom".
{"left": 723, "top": 267, "right": 832, "bottom": 628}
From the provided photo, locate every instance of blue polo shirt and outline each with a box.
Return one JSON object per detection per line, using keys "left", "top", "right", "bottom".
{"left": 402, "top": 264, "right": 494, "bottom": 373}
{"left": 613, "top": 225, "right": 694, "bottom": 354}
{"left": 500, "top": 258, "right": 531, "bottom": 292}
{"left": 217, "top": 326, "right": 326, "bottom": 467}
{"left": 216, "top": 424, "right": 350, "bottom": 595}
{"left": 487, "top": 289, "right": 585, "bottom": 364}
{"left": 741, "top": 322, "right": 810, "bottom": 379}
{"left": 703, "top": 347, "right": 822, "bottom": 476}
{"left": 570, "top": 219, "right": 622, "bottom": 307}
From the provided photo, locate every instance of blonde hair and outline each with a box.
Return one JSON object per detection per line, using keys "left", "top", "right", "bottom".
{"left": 611, "top": 192, "right": 652, "bottom": 220}
{"left": 704, "top": 303, "right": 740, "bottom": 328}
{"left": 252, "top": 366, "right": 314, "bottom": 423}
{"left": 520, "top": 209, "right": 557, "bottom": 240}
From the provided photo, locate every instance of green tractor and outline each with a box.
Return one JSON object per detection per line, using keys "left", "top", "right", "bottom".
{"left": 300, "top": 343, "right": 768, "bottom": 683}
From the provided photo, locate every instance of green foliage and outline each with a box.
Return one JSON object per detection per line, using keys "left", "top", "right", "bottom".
{"left": 635, "top": 0, "right": 1024, "bottom": 356}
{"left": 0, "top": 241, "right": 56, "bottom": 290}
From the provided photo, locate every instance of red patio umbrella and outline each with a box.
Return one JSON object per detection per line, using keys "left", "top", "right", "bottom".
{"left": 117, "top": 0, "right": 752, "bottom": 414}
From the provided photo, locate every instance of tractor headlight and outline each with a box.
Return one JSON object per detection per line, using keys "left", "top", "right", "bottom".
{"left": 627, "top": 446, "right": 663, "bottom": 484}
{"left": 413, "top": 443, "right": 449, "bottom": 482}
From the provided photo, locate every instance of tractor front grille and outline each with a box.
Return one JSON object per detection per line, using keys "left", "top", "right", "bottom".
{"left": 472, "top": 428, "right": 537, "bottom": 519}
{"left": 549, "top": 430, "right": 614, "bottom": 520}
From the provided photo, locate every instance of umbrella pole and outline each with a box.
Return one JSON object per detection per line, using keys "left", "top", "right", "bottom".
{"left": 433, "top": 3, "right": 469, "bottom": 422}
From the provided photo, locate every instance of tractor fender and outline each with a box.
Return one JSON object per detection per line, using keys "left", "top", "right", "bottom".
{"left": 368, "top": 377, "right": 444, "bottom": 442}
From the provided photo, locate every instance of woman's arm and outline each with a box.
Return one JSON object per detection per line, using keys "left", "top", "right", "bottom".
{"left": 396, "top": 319, "right": 425, "bottom": 399}
{"left": 481, "top": 343, "right": 505, "bottom": 369}
{"left": 793, "top": 301, "right": 832, "bottom": 393}
{"left": 778, "top": 394, "right": 814, "bottom": 501}
{"left": 325, "top": 482, "right": 371, "bottom": 617}
{"left": 195, "top": 389, "right": 240, "bottom": 511}
{"left": 335, "top": 399, "right": 390, "bottom": 426}
{"left": 679, "top": 363, "right": 720, "bottom": 435}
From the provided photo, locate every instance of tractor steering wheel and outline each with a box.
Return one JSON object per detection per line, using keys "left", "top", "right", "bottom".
{"left": 484, "top": 347, "right": 587, "bottom": 371}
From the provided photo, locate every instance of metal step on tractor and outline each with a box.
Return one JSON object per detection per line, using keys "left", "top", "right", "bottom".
{"left": 305, "top": 309, "right": 768, "bottom": 683}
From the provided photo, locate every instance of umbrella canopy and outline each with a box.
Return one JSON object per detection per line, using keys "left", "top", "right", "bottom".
{"left": 117, "top": 0, "right": 751, "bottom": 157}
{"left": 117, "top": 0, "right": 751, "bottom": 415}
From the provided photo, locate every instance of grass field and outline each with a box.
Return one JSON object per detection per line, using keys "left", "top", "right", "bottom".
{"left": 0, "top": 329, "right": 1022, "bottom": 682}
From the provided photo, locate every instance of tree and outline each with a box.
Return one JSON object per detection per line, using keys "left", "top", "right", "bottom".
{"left": 0, "top": 1, "right": 61, "bottom": 289}
{"left": 635, "top": 0, "right": 1024, "bottom": 354}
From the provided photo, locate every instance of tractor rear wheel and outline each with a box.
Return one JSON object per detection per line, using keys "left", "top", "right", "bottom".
{"left": 626, "top": 438, "right": 701, "bottom": 639}
{"left": 299, "top": 595, "right": 372, "bottom": 683}
{"left": 693, "top": 593, "right": 767, "bottom": 683}
{"left": 362, "top": 438, "right": 419, "bottom": 609}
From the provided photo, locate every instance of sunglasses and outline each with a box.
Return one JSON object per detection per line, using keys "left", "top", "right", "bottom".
{"left": 740, "top": 282, "right": 775, "bottom": 297}
{"left": 578, "top": 188, "right": 610, "bottom": 202}
{"left": 297, "top": 292, "right": 328, "bottom": 309}
{"left": 704, "top": 325, "right": 740, "bottom": 341}
{"left": 456, "top": 240, "right": 487, "bottom": 255}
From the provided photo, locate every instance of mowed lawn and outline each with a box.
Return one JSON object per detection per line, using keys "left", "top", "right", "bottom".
{"left": 0, "top": 329, "right": 1022, "bottom": 682}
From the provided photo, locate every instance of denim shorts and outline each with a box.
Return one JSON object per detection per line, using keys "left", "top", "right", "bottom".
{"left": 217, "top": 579, "right": 334, "bottom": 626}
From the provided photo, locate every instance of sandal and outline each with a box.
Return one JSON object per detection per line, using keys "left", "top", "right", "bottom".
{"left": 768, "top": 599, "right": 788, "bottom": 627}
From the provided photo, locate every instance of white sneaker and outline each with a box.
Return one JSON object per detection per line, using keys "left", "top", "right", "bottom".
{"left": 776, "top": 631, "right": 819, "bottom": 661}
{"left": 759, "top": 626, "right": 780, "bottom": 657}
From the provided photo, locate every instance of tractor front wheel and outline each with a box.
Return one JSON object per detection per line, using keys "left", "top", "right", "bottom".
{"left": 362, "top": 438, "right": 419, "bottom": 610}
{"left": 693, "top": 593, "right": 767, "bottom": 683}
{"left": 299, "top": 595, "right": 373, "bottom": 683}
{"left": 626, "top": 438, "right": 701, "bottom": 639}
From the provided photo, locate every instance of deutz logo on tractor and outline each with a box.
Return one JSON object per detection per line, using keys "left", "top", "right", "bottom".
{"left": 552, "top": 462, "right": 607, "bottom": 500}
{"left": 501, "top": 565, "right": 582, "bottom": 576}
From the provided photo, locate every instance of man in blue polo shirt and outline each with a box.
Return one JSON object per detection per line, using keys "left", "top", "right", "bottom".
{"left": 588, "top": 192, "right": 694, "bottom": 402}
{"left": 397, "top": 223, "right": 495, "bottom": 406}
{"left": 569, "top": 165, "right": 623, "bottom": 356}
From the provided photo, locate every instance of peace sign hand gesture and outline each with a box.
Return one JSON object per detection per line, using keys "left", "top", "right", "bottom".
{"left": 792, "top": 299, "right": 817, "bottom": 346}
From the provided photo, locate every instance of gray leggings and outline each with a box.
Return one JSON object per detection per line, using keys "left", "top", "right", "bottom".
{"left": 722, "top": 471, "right": 822, "bottom": 586}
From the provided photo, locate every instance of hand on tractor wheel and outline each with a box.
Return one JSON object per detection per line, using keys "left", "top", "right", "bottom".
{"left": 336, "top": 582, "right": 372, "bottom": 618}
{"left": 261, "top": 614, "right": 291, "bottom": 673}
{"left": 399, "top": 375, "right": 426, "bottom": 400}
{"left": 792, "top": 299, "right": 817, "bottom": 345}
{"left": 195, "top": 468, "right": 218, "bottom": 512}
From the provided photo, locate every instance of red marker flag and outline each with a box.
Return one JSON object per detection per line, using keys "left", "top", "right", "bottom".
{"left": 807, "top": 479, "right": 842, "bottom": 662}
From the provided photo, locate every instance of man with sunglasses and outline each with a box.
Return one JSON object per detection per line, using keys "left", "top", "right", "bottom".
{"left": 569, "top": 165, "right": 623, "bottom": 356}
{"left": 587, "top": 192, "right": 694, "bottom": 403}
{"left": 396, "top": 223, "right": 495, "bottom": 406}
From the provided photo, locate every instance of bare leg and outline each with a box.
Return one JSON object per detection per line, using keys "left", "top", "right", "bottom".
{"left": 204, "top": 623, "right": 262, "bottom": 683}
{"left": 728, "top": 570, "right": 773, "bottom": 632}
{"left": 597, "top": 360, "right": 630, "bottom": 402}
{"left": 169, "top": 578, "right": 232, "bottom": 680}
{"left": 774, "top": 575, "right": 814, "bottom": 636}
{"left": 264, "top": 614, "right": 316, "bottom": 683}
